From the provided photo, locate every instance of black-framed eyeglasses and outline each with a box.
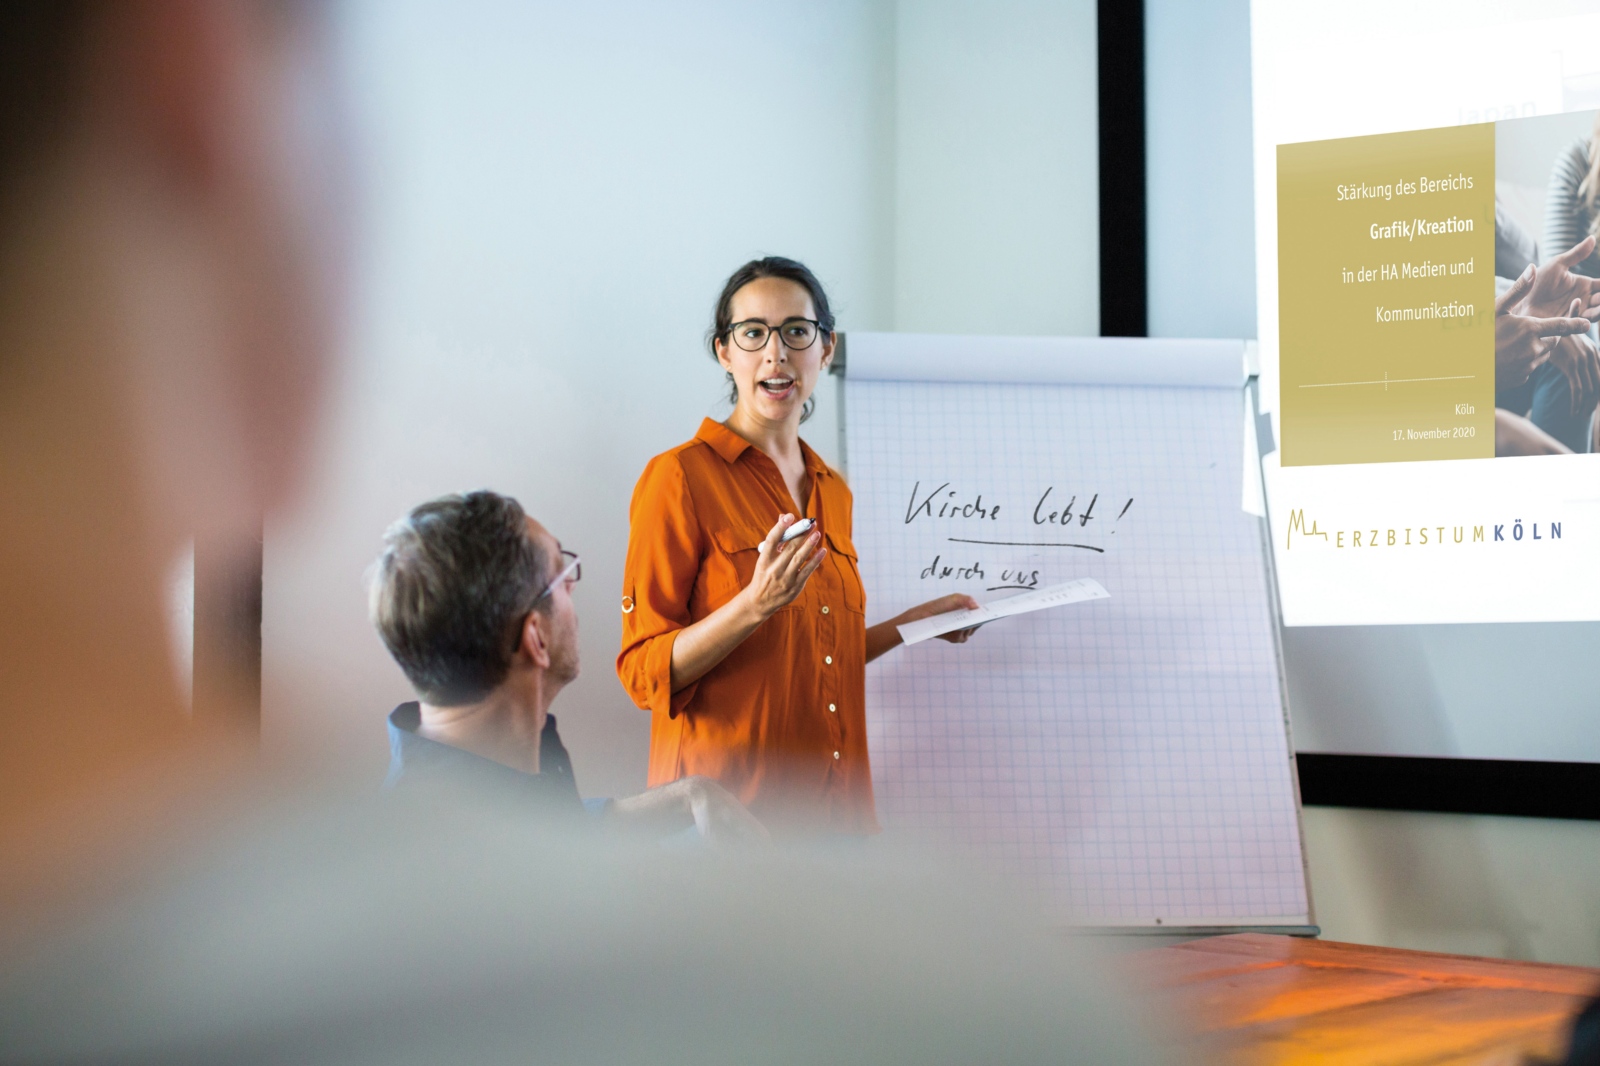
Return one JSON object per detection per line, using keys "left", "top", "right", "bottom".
{"left": 727, "top": 317, "right": 824, "bottom": 352}
{"left": 533, "top": 550, "right": 581, "bottom": 603}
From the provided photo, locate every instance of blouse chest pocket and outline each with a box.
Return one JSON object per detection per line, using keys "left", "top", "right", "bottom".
{"left": 705, "top": 525, "right": 801, "bottom": 613}
{"left": 703, "top": 525, "right": 863, "bottom": 616}
{"left": 823, "top": 528, "right": 866, "bottom": 614}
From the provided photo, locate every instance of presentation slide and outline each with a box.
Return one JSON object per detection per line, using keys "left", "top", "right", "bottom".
{"left": 1253, "top": 3, "right": 1600, "bottom": 626}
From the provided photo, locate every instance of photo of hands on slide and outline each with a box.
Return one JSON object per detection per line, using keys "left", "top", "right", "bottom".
{"left": 1494, "top": 110, "right": 1600, "bottom": 457}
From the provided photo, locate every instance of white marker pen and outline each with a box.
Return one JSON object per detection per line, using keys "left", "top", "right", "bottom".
{"left": 779, "top": 518, "right": 816, "bottom": 544}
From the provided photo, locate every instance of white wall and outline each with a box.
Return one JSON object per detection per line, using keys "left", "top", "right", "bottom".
{"left": 892, "top": 0, "right": 1100, "bottom": 336}
{"left": 1145, "top": 0, "right": 1256, "bottom": 339}
{"left": 264, "top": 0, "right": 1101, "bottom": 798}
{"left": 266, "top": 0, "right": 894, "bottom": 795}
{"left": 1148, "top": 0, "right": 1600, "bottom": 965}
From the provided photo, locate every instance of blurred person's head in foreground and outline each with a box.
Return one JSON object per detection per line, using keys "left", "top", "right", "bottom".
{"left": 369, "top": 490, "right": 767, "bottom": 843}
{"left": 0, "top": 0, "right": 348, "bottom": 910}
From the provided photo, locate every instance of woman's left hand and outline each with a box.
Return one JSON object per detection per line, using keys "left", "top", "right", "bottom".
{"left": 866, "top": 593, "right": 983, "bottom": 664}
{"left": 898, "top": 593, "right": 982, "bottom": 643}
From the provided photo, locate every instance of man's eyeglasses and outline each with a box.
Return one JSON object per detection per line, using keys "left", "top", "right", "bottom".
{"left": 533, "top": 550, "right": 581, "bottom": 603}
{"left": 727, "top": 317, "right": 823, "bottom": 352}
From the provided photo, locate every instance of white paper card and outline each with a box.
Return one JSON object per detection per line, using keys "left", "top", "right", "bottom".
{"left": 896, "top": 578, "right": 1110, "bottom": 646}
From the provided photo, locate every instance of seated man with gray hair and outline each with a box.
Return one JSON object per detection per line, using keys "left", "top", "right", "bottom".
{"left": 370, "top": 490, "right": 766, "bottom": 843}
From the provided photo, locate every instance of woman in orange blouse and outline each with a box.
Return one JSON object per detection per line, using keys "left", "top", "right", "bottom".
{"left": 617, "top": 257, "right": 976, "bottom": 834}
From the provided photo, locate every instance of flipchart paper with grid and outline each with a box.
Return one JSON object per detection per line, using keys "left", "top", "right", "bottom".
{"left": 842, "top": 336, "right": 1308, "bottom": 927}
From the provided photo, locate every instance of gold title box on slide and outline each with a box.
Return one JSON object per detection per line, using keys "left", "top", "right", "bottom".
{"left": 1278, "top": 124, "right": 1495, "bottom": 466}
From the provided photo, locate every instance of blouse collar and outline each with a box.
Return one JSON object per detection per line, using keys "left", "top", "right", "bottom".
{"left": 695, "top": 417, "right": 832, "bottom": 480}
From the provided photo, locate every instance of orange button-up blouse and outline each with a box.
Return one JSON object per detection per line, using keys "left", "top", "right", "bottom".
{"left": 617, "top": 418, "right": 878, "bottom": 834}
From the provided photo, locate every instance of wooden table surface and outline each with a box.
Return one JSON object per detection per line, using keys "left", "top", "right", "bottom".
{"left": 1125, "top": 933, "right": 1600, "bottom": 1065}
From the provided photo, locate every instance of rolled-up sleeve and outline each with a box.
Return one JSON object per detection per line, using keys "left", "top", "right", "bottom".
{"left": 617, "top": 454, "right": 703, "bottom": 719}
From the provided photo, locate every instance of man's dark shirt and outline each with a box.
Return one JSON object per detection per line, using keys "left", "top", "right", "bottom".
{"left": 386, "top": 702, "right": 585, "bottom": 816}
